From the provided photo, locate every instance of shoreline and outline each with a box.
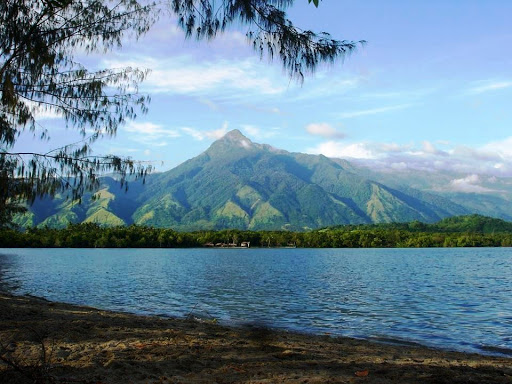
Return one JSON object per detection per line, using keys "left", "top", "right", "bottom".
{"left": 1, "top": 293, "right": 511, "bottom": 383}
{"left": 1, "top": 245, "right": 512, "bottom": 249}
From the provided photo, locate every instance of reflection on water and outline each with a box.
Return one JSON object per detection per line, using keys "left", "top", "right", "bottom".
{"left": 0, "top": 247, "right": 511, "bottom": 356}
{"left": 0, "top": 251, "right": 21, "bottom": 291}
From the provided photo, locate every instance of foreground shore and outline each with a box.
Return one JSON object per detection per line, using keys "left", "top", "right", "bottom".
{"left": 1, "top": 294, "right": 510, "bottom": 383}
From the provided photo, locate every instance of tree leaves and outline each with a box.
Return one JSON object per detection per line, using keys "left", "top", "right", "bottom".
{"left": 0, "top": 0, "right": 156, "bottom": 225}
{"left": 0, "top": 0, "right": 364, "bottom": 227}
{"left": 171, "top": 0, "right": 364, "bottom": 82}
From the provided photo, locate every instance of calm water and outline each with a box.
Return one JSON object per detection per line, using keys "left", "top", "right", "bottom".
{"left": 1, "top": 247, "right": 511, "bottom": 356}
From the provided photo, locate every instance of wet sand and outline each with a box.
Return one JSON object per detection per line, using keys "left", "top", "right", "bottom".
{"left": 1, "top": 293, "right": 510, "bottom": 383}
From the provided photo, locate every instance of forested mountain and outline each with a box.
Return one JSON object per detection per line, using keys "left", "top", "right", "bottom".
{"left": 15, "top": 130, "right": 512, "bottom": 230}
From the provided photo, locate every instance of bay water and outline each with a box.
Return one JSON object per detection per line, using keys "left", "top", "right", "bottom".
{"left": 0, "top": 247, "right": 511, "bottom": 356}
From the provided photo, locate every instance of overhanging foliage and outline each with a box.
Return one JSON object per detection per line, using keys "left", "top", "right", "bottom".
{"left": 0, "top": 0, "right": 363, "bottom": 227}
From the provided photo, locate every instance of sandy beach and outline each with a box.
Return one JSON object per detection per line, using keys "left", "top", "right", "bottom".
{"left": 0, "top": 293, "right": 510, "bottom": 383}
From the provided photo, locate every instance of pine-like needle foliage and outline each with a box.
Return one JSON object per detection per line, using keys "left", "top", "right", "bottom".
{"left": 171, "top": 0, "right": 364, "bottom": 81}
{"left": 0, "top": 0, "right": 363, "bottom": 227}
{"left": 0, "top": 0, "right": 156, "bottom": 226}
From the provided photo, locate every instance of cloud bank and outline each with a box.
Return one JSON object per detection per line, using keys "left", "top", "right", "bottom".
{"left": 181, "top": 123, "right": 229, "bottom": 141}
{"left": 104, "top": 56, "right": 286, "bottom": 99}
{"left": 306, "top": 136, "right": 512, "bottom": 178}
{"left": 306, "top": 123, "right": 346, "bottom": 139}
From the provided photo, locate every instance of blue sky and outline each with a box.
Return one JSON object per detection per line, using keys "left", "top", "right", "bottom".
{"left": 20, "top": 1, "right": 512, "bottom": 185}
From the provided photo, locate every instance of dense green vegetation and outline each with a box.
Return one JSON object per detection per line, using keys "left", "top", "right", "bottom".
{"left": 2, "top": 215, "right": 511, "bottom": 248}
{"left": 14, "top": 131, "right": 512, "bottom": 231}
{"left": 14, "top": 130, "right": 485, "bottom": 231}
{"left": 1, "top": 1, "right": 360, "bottom": 228}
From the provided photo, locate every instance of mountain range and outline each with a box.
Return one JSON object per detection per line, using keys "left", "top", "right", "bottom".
{"left": 15, "top": 130, "right": 512, "bottom": 230}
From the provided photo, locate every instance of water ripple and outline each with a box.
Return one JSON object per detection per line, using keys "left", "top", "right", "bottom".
{"left": 0, "top": 247, "right": 511, "bottom": 356}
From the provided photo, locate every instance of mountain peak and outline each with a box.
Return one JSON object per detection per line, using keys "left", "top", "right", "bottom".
{"left": 221, "top": 129, "right": 252, "bottom": 145}
{"left": 208, "top": 129, "right": 254, "bottom": 153}
{"left": 223, "top": 129, "right": 247, "bottom": 140}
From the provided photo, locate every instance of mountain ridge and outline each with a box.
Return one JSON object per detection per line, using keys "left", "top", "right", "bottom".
{"left": 15, "top": 130, "right": 512, "bottom": 230}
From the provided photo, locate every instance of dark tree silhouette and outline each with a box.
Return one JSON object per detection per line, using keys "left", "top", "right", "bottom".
{"left": 0, "top": 0, "right": 363, "bottom": 226}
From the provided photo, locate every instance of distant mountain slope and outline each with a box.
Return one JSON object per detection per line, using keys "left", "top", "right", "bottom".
{"left": 14, "top": 178, "right": 142, "bottom": 229}
{"left": 16, "top": 130, "right": 512, "bottom": 230}
{"left": 354, "top": 165, "right": 512, "bottom": 221}
{"left": 123, "top": 130, "right": 471, "bottom": 230}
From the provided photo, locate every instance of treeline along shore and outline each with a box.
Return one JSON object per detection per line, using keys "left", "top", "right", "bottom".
{"left": 2, "top": 214, "right": 512, "bottom": 248}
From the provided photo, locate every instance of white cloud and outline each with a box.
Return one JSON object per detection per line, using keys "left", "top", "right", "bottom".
{"left": 467, "top": 81, "right": 512, "bottom": 95}
{"left": 380, "top": 142, "right": 412, "bottom": 153}
{"left": 337, "top": 104, "right": 414, "bottom": 119}
{"left": 243, "top": 125, "right": 259, "bottom": 137}
{"left": 206, "top": 124, "right": 230, "bottom": 140}
{"left": 181, "top": 127, "right": 204, "bottom": 141}
{"left": 241, "top": 125, "right": 279, "bottom": 140}
{"left": 153, "top": 141, "right": 169, "bottom": 147}
{"left": 105, "top": 56, "right": 286, "bottom": 98}
{"left": 124, "top": 121, "right": 180, "bottom": 139}
{"left": 121, "top": 121, "right": 180, "bottom": 148}
{"left": 481, "top": 136, "right": 512, "bottom": 159}
{"left": 304, "top": 136, "right": 512, "bottom": 177}
{"left": 422, "top": 141, "right": 448, "bottom": 156}
{"left": 390, "top": 162, "right": 408, "bottom": 170}
{"left": 182, "top": 122, "right": 229, "bottom": 141}
{"left": 25, "top": 100, "right": 62, "bottom": 120}
{"left": 307, "top": 140, "right": 416, "bottom": 160}
{"left": 457, "top": 174, "right": 480, "bottom": 184}
{"left": 305, "top": 123, "right": 346, "bottom": 139}
{"left": 214, "top": 31, "right": 248, "bottom": 48}
{"left": 118, "top": 18, "right": 249, "bottom": 58}
{"left": 449, "top": 174, "right": 495, "bottom": 193}
{"left": 307, "top": 141, "right": 376, "bottom": 159}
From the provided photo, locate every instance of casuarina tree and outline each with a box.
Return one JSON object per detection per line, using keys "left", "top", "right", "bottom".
{"left": 0, "top": 0, "right": 363, "bottom": 226}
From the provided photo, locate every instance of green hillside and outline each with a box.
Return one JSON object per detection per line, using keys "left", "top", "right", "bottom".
{"left": 124, "top": 130, "right": 468, "bottom": 230}
{"left": 14, "top": 130, "right": 512, "bottom": 230}
{"left": 432, "top": 214, "right": 512, "bottom": 233}
{"left": 333, "top": 214, "right": 512, "bottom": 234}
